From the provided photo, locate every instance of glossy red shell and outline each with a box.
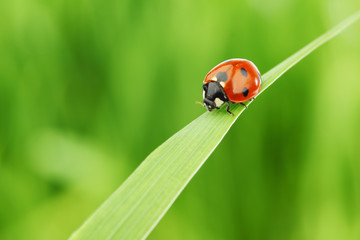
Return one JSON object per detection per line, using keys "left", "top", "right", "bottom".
{"left": 203, "top": 59, "right": 262, "bottom": 103}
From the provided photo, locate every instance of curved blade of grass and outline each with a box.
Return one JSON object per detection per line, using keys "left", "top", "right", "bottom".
{"left": 69, "top": 11, "right": 360, "bottom": 240}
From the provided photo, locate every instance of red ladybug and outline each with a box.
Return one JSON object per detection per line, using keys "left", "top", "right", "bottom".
{"left": 202, "top": 59, "right": 262, "bottom": 115}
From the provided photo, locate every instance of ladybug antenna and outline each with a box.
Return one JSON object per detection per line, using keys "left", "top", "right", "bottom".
{"left": 195, "top": 101, "right": 205, "bottom": 107}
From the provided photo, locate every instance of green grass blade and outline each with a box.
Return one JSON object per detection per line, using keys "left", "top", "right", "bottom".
{"left": 69, "top": 11, "right": 360, "bottom": 240}
{"left": 262, "top": 11, "right": 360, "bottom": 93}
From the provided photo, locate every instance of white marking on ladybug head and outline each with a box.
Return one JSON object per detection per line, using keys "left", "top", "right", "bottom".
{"left": 211, "top": 76, "right": 217, "bottom": 81}
{"left": 203, "top": 90, "right": 205, "bottom": 99}
{"left": 214, "top": 98, "right": 224, "bottom": 107}
{"left": 219, "top": 82, "right": 225, "bottom": 87}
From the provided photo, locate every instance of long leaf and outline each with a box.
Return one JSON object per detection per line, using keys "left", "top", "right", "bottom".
{"left": 69, "top": 11, "right": 360, "bottom": 240}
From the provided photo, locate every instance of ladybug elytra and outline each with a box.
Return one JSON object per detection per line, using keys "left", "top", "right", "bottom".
{"left": 202, "top": 59, "right": 262, "bottom": 115}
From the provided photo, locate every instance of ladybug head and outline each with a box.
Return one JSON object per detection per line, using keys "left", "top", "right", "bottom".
{"left": 202, "top": 82, "right": 228, "bottom": 111}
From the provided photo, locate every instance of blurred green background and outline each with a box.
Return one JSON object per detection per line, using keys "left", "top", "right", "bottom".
{"left": 1, "top": 0, "right": 360, "bottom": 239}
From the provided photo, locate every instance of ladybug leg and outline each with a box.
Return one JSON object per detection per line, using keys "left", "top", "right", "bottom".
{"left": 240, "top": 102, "right": 248, "bottom": 109}
{"left": 226, "top": 102, "right": 234, "bottom": 116}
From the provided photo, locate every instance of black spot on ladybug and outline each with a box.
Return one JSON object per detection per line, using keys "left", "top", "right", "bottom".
{"left": 258, "top": 72, "right": 262, "bottom": 85}
{"left": 241, "top": 68, "right": 248, "bottom": 77}
{"left": 216, "top": 72, "right": 228, "bottom": 82}
{"left": 242, "top": 87, "right": 249, "bottom": 97}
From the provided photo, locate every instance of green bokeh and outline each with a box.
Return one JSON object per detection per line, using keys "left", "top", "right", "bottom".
{"left": 1, "top": 0, "right": 360, "bottom": 239}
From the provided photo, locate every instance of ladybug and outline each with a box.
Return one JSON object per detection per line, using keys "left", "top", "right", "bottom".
{"left": 202, "top": 59, "right": 262, "bottom": 115}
